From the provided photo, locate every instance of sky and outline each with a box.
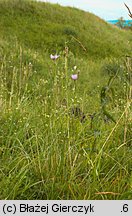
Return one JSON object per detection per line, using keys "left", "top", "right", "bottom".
{"left": 37, "top": 0, "right": 132, "bottom": 20}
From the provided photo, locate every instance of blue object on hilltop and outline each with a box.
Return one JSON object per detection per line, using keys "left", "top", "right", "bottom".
{"left": 107, "top": 20, "right": 132, "bottom": 26}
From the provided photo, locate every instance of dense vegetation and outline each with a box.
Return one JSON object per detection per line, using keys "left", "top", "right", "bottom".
{"left": 0, "top": 0, "right": 132, "bottom": 199}
{"left": 116, "top": 16, "right": 132, "bottom": 30}
{"left": 0, "top": 0, "right": 132, "bottom": 58}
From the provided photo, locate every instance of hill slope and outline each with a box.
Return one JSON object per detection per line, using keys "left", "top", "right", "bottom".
{"left": 0, "top": 0, "right": 132, "bottom": 200}
{"left": 0, "top": 0, "right": 132, "bottom": 58}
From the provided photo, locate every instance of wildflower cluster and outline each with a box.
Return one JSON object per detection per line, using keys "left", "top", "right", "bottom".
{"left": 50, "top": 52, "right": 80, "bottom": 81}
{"left": 71, "top": 65, "right": 80, "bottom": 80}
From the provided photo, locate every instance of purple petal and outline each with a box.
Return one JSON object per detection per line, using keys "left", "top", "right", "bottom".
{"left": 50, "top": 54, "right": 60, "bottom": 60}
{"left": 71, "top": 74, "right": 78, "bottom": 80}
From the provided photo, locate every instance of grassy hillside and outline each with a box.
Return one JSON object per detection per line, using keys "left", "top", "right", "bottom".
{"left": 0, "top": 0, "right": 132, "bottom": 200}
{"left": 0, "top": 0, "right": 132, "bottom": 58}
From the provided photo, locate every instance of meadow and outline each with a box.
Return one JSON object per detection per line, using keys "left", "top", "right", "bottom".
{"left": 0, "top": 0, "right": 132, "bottom": 199}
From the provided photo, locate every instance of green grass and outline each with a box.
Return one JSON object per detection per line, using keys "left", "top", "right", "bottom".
{"left": 0, "top": 0, "right": 132, "bottom": 58}
{"left": 0, "top": 0, "right": 132, "bottom": 200}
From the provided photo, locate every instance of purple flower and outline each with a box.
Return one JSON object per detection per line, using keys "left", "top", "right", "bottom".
{"left": 71, "top": 74, "right": 78, "bottom": 80}
{"left": 50, "top": 54, "right": 60, "bottom": 60}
